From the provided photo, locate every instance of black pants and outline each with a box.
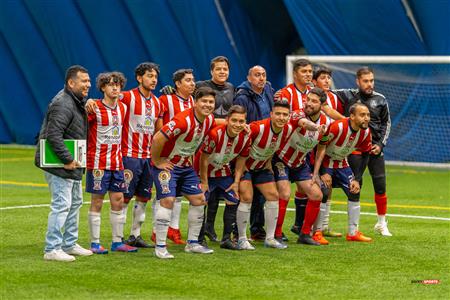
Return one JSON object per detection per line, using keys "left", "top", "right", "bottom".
{"left": 348, "top": 152, "right": 386, "bottom": 195}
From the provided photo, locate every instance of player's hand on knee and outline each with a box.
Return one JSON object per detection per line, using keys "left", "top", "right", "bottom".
{"left": 349, "top": 180, "right": 360, "bottom": 194}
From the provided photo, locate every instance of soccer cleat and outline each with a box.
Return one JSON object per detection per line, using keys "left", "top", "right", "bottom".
{"left": 237, "top": 239, "right": 255, "bottom": 250}
{"left": 111, "top": 242, "right": 138, "bottom": 252}
{"left": 64, "top": 244, "right": 93, "bottom": 256}
{"left": 346, "top": 231, "right": 373, "bottom": 242}
{"left": 264, "top": 238, "right": 288, "bottom": 249}
{"left": 184, "top": 242, "right": 214, "bottom": 254}
{"left": 90, "top": 243, "right": 109, "bottom": 254}
{"left": 312, "top": 231, "right": 329, "bottom": 245}
{"left": 126, "top": 235, "right": 154, "bottom": 248}
{"left": 290, "top": 225, "right": 301, "bottom": 236}
{"left": 297, "top": 233, "right": 321, "bottom": 246}
{"left": 374, "top": 222, "right": 392, "bottom": 236}
{"left": 322, "top": 228, "right": 343, "bottom": 237}
{"left": 168, "top": 227, "right": 186, "bottom": 245}
{"left": 250, "top": 230, "right": 266, "bottom": 241}
{"left": 155, "top": 246, "right": 174, "bottom": 259}
{"left": 275, "top": 232, "right": 289, "bottom": 243}
{"left": 220, "top": 238, "right": 237, "bottom": 250}
{"left": 44, "top": 249, "right": 76, "bottom": 262}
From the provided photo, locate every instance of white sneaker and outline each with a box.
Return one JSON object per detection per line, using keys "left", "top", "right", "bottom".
{"left": 237, "top": 239, "right": 255, "bottom": 250}
{"left": 374, "top": 222, "right": 392, "bottom": 236}
{"left": 155, "top": 246, "right": 174, "bottom": 259}
{"left": 65, "top": 244, "right": 93, "bottom": 256}
{"left": 44, "top": 249, "right": 76, "bottom": 262}
{"left": 184, "top": 243, "right": 214, "bottom": 254}
{"left": 264, "top": 238, "right": 288, "bottom": 249}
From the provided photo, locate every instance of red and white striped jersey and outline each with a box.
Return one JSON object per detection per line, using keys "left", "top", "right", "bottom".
{"left": 120, "top": 88, "right": 163, "bottom": 159}
{"left": 277, "top": 110, "right": 331, "bottom": 168}
{"left": 159, "top": 93, "right": 194, "bottom": 124}
{"left": 246, "top": 118, "right": 294, "bottom": 171}
{"left": 87, "top": 100, "right": 127, "bottom": 170}
{"left": 320, "top": 118, "right": 372, "bottom": 168}
{"left": 160, "top": 108, "right": 216, "bottom": 167}
{"left": 276, "top": 83, "right": 311, "bottom": 111}
{"left": 199, "top": 124, "right": 251, "bottom": 177}
{"left": 326, "top": 91, "right": 344, "bottom": 116}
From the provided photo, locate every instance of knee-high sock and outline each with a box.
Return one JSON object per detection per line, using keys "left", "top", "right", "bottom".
{"left": 223, "top": 204, "right": 237, "bottom": 240}
{"left": 131, "top": 201, "right": 146, "bottom": 237}
{"left": 348, "top": 201, "right": 360, "bottom": 236}
{"left": 237, "top": 202, "right": 251, "bottom": 240}
{"left": 301, "top": 200, "right": 321, "bottom": 235}
{"left": 322, "top": 199, "right": 332, "bottom": 230}
{"left": 275, "top": 198, "right": 289, "bottom": 237}
{"left": 187, "top": 205, "right": 204, "bottom": 242}
{"left": 313, "top": 202, "right": 327, "bottom": 232}
{"left": 122, "top": 202, "right": 129, "bottom": 225}
{"left": 151, "top": 198, "right": 157, "bottom": 233}
{"left": 110, "top": 210, "right": 125, "bottom": 243}
{"left": 155, "top": 202, "right": 171, "bottom": 247}
{"left": 264, "top": 200, "right": 279, "bottom": 240}
{"left": 294, "top": 192, "right": 308, "bottom": 227}
{"left": 88, "top": 211, "right": 101, "bottom": 244}
{"left": 375, "top": 193, "right": 387, "bottom": 218}
{"left": 169, "top": 197, "right": 182, "bottom": 229}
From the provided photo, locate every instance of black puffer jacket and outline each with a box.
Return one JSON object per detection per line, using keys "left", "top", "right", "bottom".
{"left": 34, "top": 88, "right": 87, "bottom": 180}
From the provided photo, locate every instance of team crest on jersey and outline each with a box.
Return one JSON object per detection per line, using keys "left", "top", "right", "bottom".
{"left": 112, "top": 115, "right": 119, "bottom": 126}
{"left": 275, "top": 162, "right": 287, "bottom": 177}
{"left": 92, "top": 169, "right": 104, "bottom": 180}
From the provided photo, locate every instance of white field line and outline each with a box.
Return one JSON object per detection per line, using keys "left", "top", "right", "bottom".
{"left": 1, "top": 200, "right": 449, "bottom": 222}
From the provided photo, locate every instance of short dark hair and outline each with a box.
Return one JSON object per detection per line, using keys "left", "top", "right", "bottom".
{"left": 227, "top": 105, "right": 247, "bottom": 117}
{"left": 273, "top": 99, "right": 290, "bottom": 111}
{"left": 313, "top": 67, "right": 332, "bottom": 80}
{"left": 134, "top": 62, "right": 160, "bottom": 81}
{"left": 172, "top": 69, "right": 194, "bottom": 85}
{"left": 65, "top": 65, "right": 88, "bottom": 85}
{"left": 356, "top": 66, "right": 374, "bottom": 78}
{"left": 308, "top": 87, "right": 327, "bottom": 104}
{"left": 293, "top": 58, "right": 312, "bottom": 72}
{"left": 210, "top": 56, "right": 230, "bottom": 71}
{"left": 349, "top": 102, "right": 369, "bottom": 115}
{"left": 96, "top": 71, "right": 127, "bottom": 92}
{"left": 194, "top": 86, "right": 216, "bottom": 101}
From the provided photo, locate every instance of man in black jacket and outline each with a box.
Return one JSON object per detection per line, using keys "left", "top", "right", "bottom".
{"left": 35, "top": 65, "right": 93, "bottom": 261}
{"left": 334, "top": 67, "right": 392, "bottom": 236}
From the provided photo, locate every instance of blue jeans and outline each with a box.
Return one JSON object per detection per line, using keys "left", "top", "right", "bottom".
{"left": 44, "top": 172, "right": 83, "bottom": 252}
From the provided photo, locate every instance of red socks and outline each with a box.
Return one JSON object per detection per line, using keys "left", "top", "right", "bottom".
{"left": 374, "top": 193, "right": 387, "bottom": 215}
{"left": 275, "top": 198, "right": 289, "bottom": 237}
{"left": 301, "top": 200, "right": 321, "bottom": 235}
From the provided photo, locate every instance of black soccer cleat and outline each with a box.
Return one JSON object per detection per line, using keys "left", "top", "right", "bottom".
{"left": 220, "top": 238, "right": 237, "bottom": 250}
{"left": 125, "top": 235, "right": 154, "bottom": 248}
{"left": 297, "top": 233, "right": 321, "bottom": 246}
{"left": 290, "top": 225, "right": 301, "bottom": 236}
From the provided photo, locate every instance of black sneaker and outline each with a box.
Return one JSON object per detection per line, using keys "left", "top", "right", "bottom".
{"left": 220, "top": 239, "right": 237, "bottom": 250}
{"left": 275, "top": 232, "right": 289, "bottom": 243}
{"left": 297, "top": 233, "right": 321, "bottom": 246}
{"left": 250, "top": 230, "right": 266, "bottom": 241}
{"left": 290, "top": 225, "right": 301, "bottom": 236}
{"left": 126, "top": 235, "right": 153, "bottom": 248}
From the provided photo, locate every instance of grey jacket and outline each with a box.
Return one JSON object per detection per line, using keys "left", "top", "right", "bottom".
{"left": 34, "top": 88, "right": 87, "bottom": 180}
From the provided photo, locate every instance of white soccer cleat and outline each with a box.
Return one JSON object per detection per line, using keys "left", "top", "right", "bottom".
{"left": 155, "top": 246, "right": 174, "bottom": 259}
{"left": 264, "top": 238, "right": 288, "bottom": 249}
{"left": 44, "top": 249, "right": 76, "bottom": 262}
{"left": 374, "top": 222, "right": 392, "bottom": 236}
{"left": 184, "top": 243, "right": 214, "bottom": 254}
{"left": 237, "top": 239, "right": 256, "bottom": 250}
{"left": 65, "top": 244, "right": 93, "bottom": 256}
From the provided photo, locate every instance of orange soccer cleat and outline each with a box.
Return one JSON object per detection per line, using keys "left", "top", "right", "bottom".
{"left": 313, "top": 231, "right": 329, "bottom": 245}
{"left": 168, "top": 227, "right": 186, "bottom": 244}
{"left": 346, "top": 231, "right": 373, "bottom": 242}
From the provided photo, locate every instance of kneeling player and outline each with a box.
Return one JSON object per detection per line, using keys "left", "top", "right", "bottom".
{"left": 197, "top": 105, "right": 250, "bottom": 250}
{"left": 150, "top": 86, "right": 217, "bottom": 259}
{"left": 313, "top": 103, "right": 373, "bottom": 242}
{"left": 86, "top": 72, "right": 138, "bottom": 254}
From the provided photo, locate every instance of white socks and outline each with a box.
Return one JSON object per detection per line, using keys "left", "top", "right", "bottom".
{"left": 347, "top": 201, "right": 360, "bottom": 236}
{"left": 377, "top": 214, "right": 386, "bottom": 224}
{"left": 131, "top": 201, "right": 146, "bottom": 237}
{"left": 154, "top": 201, "right": 171, "bottom": 247}
{"left": 264, "top": 201, "right": 279, "bottom": 240}
{"left": 170, "top": 197, "right": 183, "bottom": 229}
{"left": 187, "top": 205, "right": 204, "bottom": 242}
{"left": 236, "top": 202, "right": 251, "bottom": 241}
{"left": 110, "top": 210, "right": 125, "bottom": 243}
{"left": 88, "top": 211, "right": 101, "bottom": 243}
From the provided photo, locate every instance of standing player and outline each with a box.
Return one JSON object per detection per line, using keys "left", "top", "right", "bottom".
{"left": 236, "top": 100, "right": 319, "bottom": 250}
{"left": 274, "top": 88, "right": 329, "bottom": 246}
{"left": 151, "top": 87, "right": 217, "bottom": 259}
{"left": 197, "top": 105, "right": 250, "bottom": 249}
{"left": 334, "top": 67, "right": 392, "bottom": 236}
{"left": 152, "top": 68, "right": 196, "bottom": 245}
{"left": 86, "top": 72, "right": 138, "bottom": 254}
{"left": 313, "top": 103, "right": 373, "bottom": 242}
